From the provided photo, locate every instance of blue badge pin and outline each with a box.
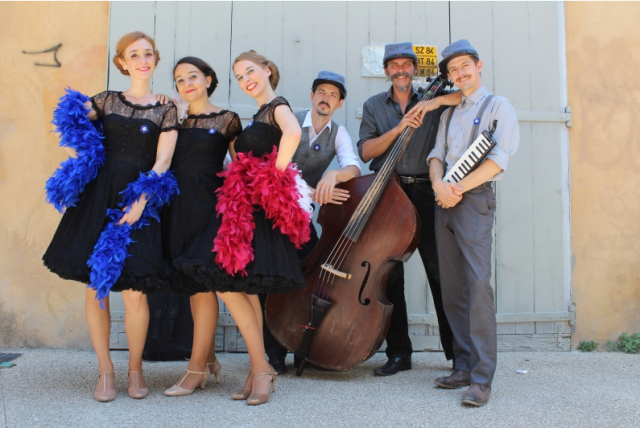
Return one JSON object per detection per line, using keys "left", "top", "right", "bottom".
{"left": 247, "top": 120, "right": 254, "bottom": 128}
{"left": 140, "top": 125, "right": 149, "bottom": 134}
{"left": 473, "top": 118, "right": 481, "bottom": 125}
{"left": 208, "top": 128, "right": 216, "bottom": 134}
{"left": 314, "top": 144, "right": 321, "bottom": 151}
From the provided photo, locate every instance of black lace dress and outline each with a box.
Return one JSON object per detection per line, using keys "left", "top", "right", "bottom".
{"left": 43, "top": 91, "right": 179, "bottom": 293}
{"left": 210, "top": 97, "right": 306, "bottom": 295}
{"left": 162, "top": 110, "right": 242, "bottom": 295}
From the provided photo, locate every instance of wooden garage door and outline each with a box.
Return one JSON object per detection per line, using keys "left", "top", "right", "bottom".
{"left": 107, "top": 1, "right": 572, "bottom": 352}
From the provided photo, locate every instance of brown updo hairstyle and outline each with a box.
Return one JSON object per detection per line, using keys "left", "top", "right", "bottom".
{"left": 233, "top": 50, "right": 280, "bottom": 90}
{"left": 112, "top": 31, "right": 160, "bottom": 76}
{"left": 173, "top": 56, "right": 218, "bottom": 97}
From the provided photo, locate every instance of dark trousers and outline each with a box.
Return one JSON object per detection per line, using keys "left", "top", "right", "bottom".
{"left": 261, "top": 222, "right": 319, "bottom": 361}
{"left": 436, "top": 183, "right": 496, "bottom": 385}
{"left": 384, "top": 181, "right": 454, "bottom": 360}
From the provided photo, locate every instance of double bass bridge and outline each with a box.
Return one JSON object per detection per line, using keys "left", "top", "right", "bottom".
{"left": 321, "top": 263, "right": 352, "bottom": 280}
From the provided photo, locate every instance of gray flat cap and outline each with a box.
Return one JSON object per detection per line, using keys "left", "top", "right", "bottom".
{"left": 383, "top": 42, "right": 417, "bottom": 66}
{"left": 439, "top": 39, "right": 480, "bottom": 74}
{"left": 312, "top": 70, "right": 347, "bottom": 98}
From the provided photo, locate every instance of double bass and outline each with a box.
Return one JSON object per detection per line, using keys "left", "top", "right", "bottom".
{"left": 265, "top": 75, "right": 451, "bottom": 375}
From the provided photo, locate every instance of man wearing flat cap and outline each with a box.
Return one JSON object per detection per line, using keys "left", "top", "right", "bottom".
{"left": 262, "top": 71, "right": 362, "bottom": 374}
{"left": 427, "top": 39, "right": 520, "bottom": 407}
{"left": 358, "top": 42, "right": 462, "bottom": 376}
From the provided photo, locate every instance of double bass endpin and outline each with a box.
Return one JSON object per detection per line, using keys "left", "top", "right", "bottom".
{"left": 321, "top": 263, "right": 352, "bottom": 280}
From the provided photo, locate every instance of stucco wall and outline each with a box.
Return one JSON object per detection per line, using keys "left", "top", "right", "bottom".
{"left": 0, "top": 2, "right": 110, "bottom": 348}
{"left": 566, "top": 2, "right": 640, "bottom": 346}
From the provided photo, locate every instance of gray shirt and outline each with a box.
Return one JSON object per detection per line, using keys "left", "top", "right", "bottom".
{"left": 357, "top": 86, "right": 446, "bottom": 175}
{"left": 428, "top": 86, "right": 520, "bottom": 181}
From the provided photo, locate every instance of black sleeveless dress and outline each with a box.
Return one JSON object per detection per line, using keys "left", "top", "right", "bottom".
{"left": 208, "top": 97, "right": 305, "bottom": 295}
{"left": 162, "top": 110, "right": 242, "bottom": 295}
{"left": 43, "top": 91, "right": 179, "bottom": 294}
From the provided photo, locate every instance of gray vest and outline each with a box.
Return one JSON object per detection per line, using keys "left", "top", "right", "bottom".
{"left": 292, "top": 110, "right": 339, "bottom": 188}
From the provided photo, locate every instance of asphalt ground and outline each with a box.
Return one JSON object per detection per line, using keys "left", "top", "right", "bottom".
{"left": 0, "top": 348, "right": 638, "bottom": 428}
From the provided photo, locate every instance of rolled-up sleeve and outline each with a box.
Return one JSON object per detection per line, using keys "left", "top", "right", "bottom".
{"left": 427, "top": 108, "right": 450, "bottom": 165}
{"left": 335, "top": 126, "right": 362, "bottom": 172}
{"left": 356, "top": 100, "right": 380, "bottom": 162}
{"left": 486, "top": 98, "right": 519, "bottom": 172}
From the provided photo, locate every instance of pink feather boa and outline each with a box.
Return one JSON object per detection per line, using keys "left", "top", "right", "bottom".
{"left": 213, "top": 147, "right": 311, "bottom": 276}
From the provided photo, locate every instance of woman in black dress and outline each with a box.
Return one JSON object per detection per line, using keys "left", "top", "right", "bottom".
{"left": 211, "top": 50, "right": 306, "bottom": 405}
{"left": 161, "top": 57, "right": 242, "bottom": 396}
{"left": 43, "top": 32, "right": 178, "bottom": 402}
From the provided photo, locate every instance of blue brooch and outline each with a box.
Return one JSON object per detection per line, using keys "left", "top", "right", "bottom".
{"left": 140, "top": 125, "right": 149, "bottom": 134}
{"left": 208, "top": 128, "right": 216, "bottom": 134}
{"left": 473, "top": 118, "right": 480, "bottom": 125}
{"left": 314, "top": 144, "right": 321, "bottom": 151}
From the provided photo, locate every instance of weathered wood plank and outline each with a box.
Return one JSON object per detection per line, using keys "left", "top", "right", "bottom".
{"left": 344, "top": 1, "right": 371, "bottom": 168}
{"left": 107, "top": 1, "right": 156, "bottom": 91}
{"left": 449, "top": 1, "right": 494, "bottom": 93}
{"left": 228, "top": 1, "right": 269, "bottom": 117}
{"left": 493, "top": 2, "right": 535, "bottom": 333}
{"left": 528, "top": 2, "right": 566, "bottom": 314}
{"left": 312, "top": 1, "right": 348, "bottom": 126}
{"left": 152, "top": 1, "right": 177, "bottom": 95}
{"left": 280, "top": 2, "right": 315, "bottom": 110}
{"left": 185, "top": 1, "right": 233, "bottom": 108}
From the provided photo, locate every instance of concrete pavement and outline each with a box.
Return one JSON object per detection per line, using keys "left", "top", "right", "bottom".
{"left": 0, "top": 348, "right": 638, "bottom": 427}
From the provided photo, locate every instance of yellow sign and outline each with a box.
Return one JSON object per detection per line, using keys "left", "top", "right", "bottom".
{"left": 413, "top": 45, "right": 438, "bottom": 78}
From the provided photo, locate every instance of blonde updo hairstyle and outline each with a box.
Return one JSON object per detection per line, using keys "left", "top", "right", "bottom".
{"left": 113, "top": 31, "right": 160, "bottom": 76}
{"left": 233, "top": 50, "right": 280, "bottom": 90}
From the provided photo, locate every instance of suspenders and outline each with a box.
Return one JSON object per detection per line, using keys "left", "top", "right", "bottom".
{"left": 444, "top": 94, "right": 494, "bottom": 155}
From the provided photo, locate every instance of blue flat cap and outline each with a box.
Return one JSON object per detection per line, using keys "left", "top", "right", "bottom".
{"left": 312, "top": 70, "right": 347, "bottom": 98}
{"left": 439, "top": 39, "right": 480, "bottom": 74}
{"left": 383, "top": 42, "right": 417, "bottom": 66}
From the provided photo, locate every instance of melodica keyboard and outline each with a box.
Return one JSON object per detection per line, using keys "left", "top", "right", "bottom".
{"left": 443, "top": 121, "right": 498, "bottom": 183}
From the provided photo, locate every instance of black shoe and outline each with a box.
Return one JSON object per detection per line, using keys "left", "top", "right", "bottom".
{"left": 269, "top": 357, "right": 288, "bottom": 375}
{"left": 374, "top": 356, "right": 411, "bottom": 376}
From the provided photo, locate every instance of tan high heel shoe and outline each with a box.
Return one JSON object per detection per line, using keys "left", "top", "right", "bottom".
{"left": 246, "top": 366, "right": 277, "bottom": 406}
{"left": 164, "top": 367, "right": 210, "bottom": 397}
{"left": 231, "top": 371, "right": 253, "bottom": 400}
{"left": 128, "top": 370, "right": 149, "bottom": 399}
{"left": 207, "top": 358, "right": 221, "bottom": 384}
{"left": 94, "top": 371, "right": 115, "bottom": 402}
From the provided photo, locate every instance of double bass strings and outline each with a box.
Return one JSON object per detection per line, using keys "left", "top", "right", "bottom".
{"left": 312, "top": 77, "right": 447, "bottom": 302}
{"left": 313, "top": 79, "right": 445, "bottom": 301}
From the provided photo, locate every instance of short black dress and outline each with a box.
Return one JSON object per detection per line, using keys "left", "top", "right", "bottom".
{"left": 43, "top": 91, "right": 179, "bottom": 293}
{"left": 209, "top": 97, "right": 306, "bottom": 295}
{"left": 162, "top": 110, "right": 242, "bottom": 295}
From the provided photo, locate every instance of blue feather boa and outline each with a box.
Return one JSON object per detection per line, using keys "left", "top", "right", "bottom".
{"left": 45, "top": 88, "right": 105, "bottom": 213}
{"left": 87, "top": 170, "right": 180, "bottom": 306}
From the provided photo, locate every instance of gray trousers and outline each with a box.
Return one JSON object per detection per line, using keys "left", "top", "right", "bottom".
{"left": 435, "top": 182, "right": 497, "bottom": 386}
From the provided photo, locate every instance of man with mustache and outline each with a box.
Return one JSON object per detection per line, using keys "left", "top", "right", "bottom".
{"left": 262, "top": 71, "right": 362, "bottom": 374}
{"left": 358, "top": 42, "right": 462, "bottom": 376}
{"left": 428, "top": 39, "right": 519, "bottom": 407}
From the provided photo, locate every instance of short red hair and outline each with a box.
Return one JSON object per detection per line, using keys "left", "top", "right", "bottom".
{"left": 112, "top": 31, "right": 160, "bottom": 76}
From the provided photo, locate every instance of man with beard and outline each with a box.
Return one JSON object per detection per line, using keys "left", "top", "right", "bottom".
{"left": 262, "top": 71, "right": 362, "bottom": 374}
{"left": 358, "top": 42, "right": 462, "bottom": 376}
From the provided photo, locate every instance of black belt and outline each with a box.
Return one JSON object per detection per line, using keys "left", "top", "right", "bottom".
{"left": 399, "top": 175, "right": 431, "bottom": 184}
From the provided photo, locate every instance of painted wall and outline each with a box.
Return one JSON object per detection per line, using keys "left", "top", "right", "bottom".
{"left": 0, "top": 2, "right": 110, "bottom": 348}
{"left": 566, "top": 2, "right": 640, "bottom": 346}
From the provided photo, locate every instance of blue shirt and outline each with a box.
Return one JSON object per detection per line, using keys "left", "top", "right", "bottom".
{"left": 428, "top": 86, "right": 520, "bottom": 181}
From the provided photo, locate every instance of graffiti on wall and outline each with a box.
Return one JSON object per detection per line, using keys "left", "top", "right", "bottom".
{"left": 22, "top": 43, "right": 62, "bottom": 67}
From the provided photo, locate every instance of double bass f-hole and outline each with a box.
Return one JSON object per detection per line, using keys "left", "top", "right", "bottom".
{"left": 358, "top": 261, "right": 371, "bottom": 306}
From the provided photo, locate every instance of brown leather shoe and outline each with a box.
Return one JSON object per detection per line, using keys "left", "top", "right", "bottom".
{"left": 461, "top": 383, "right": 491, "bottom": 407}
{"left": 434, "top": 369, "right": 470, "bottom": 389}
